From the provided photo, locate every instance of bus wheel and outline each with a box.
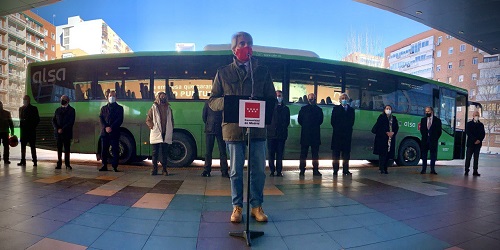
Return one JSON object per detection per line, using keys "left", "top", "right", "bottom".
{"left": 168, "top": 132, "right": 195, "bottom": 167}
{"left": 396, "top": 139, "right": 420, "bottom": 166}
{"left": 109, "top": 133, "right": 135, "bottom": 164}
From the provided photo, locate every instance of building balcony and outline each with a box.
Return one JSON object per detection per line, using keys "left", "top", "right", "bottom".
{"left": 0, "top": 71, "right": 7, "bottom": 79}
{"left": 8, "top": 31, "right": 26, "bottom": 41}
{"left": 475, "top": 94, "right": 500, "bottom": 102}
{"left": 478, "top": 61, "right": 500, "bottom": 70}
{"left": 26, "top": 39, "right": 45, "bottom": 50}
{"left": 0, "top": 24, "right": 7, "bottom": 34}
{"left": 8, "top": 59, "right": 24, "bottom": 68}
{"left": 0, "top": 40, "right": 7, "bottom": 49}
{"left": 26, "top": 25, "right": 45, "bottom": 38}
{"left": 9, "top": 46, "right": 26, "bottom": 56}
{"left": 0, "top": 56, "right": 7, "bottom": 64}
{"left": 26, "top": 52, "right": 42, "bottom": 62}
{"left": 8, "top": 14, "right": 27, "bottom": 25}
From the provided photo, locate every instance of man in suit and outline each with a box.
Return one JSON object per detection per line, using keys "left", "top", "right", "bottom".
{"left": 267, "top": 90, "right": 290, "bottom": 177}
{"left": 0, "top": 101, "right": 14, "bottom": 164}
{"left": 331, "top": 93, "right": 355, "bottom": 176}
{"left": 464, "top": 110, "right": 485, "bottom": 176}
{"left": 420, "top": 106, "right": 442, "bottom": 174}
{"left": 52, "top": 95, "right": 76, "bottom": 169}
{"left": 201, "top": 100, "right": 229, "bottom": 178}
{"left": 298, "top": 93, "right": 324, "bottom": 176}
{"left": 99, "top": 91, "right": 124, "bottom": 172}
{"left": 18, "top": 95, "right": 40, "bottom": 167}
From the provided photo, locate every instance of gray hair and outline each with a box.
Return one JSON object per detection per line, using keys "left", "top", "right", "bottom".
{"left": 339, "top": 93, "right": 349, "bottom": 100}
{"left": 231, "top": 32, "right": 253, "bottom": 50}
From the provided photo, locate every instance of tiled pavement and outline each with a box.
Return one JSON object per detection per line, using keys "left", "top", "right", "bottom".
{"left": 0, "top": 153, "right": 499, "bottom": 249}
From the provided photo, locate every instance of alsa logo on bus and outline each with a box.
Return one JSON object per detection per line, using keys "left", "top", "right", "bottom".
{"left": 32, "top": 68, "right": 66, "bottom": 83}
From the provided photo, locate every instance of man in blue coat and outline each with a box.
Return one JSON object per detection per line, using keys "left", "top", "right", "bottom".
{"left": 99, "top": 91, "right": 124, "bottom": 172}
{"left": 331, "top": 93, "right": 355, "bottom": 176}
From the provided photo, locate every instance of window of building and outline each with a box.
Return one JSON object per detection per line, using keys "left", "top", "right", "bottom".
{"left": 44, "top": 30, "right": 48, "bottom": 36}
{"left": 63, "top": 37, "right": 69, "bottom": 45}
{"left": 63, "top": 28, "right": 70, "bottom": 36}
{"left": 437, "top": 36, "right": 442, "bottom": 45}
{"left": 436, "top": 65, "right": 441, "bottom": 71}
{"left": 447, "top": 77, "right": 452, "bottom": 83}
{"left": 51, "top": 45, "right": 55, "bottom": 51}
{"left": 448, "top": 47, "right": 453, "bottom": 54}
{"left": 437, "top": 50, "right": 442, "bottom": 57}
{"left": 459, "top": 75, "right": 464, "bottom": 82}
{"left": 44, "top": 42, "right": 48, "bottom": 48}
{"left": 472, "top": 57, "right": 478, "bottom": 64}
{"left": 473, "top": 46, "right": 477, "bottom": 51}
{"left": 496, "top": 135, "right": 500, "bottom": 144}
{"left": 484, "top": 56, "right": 499, "bottom": 63}
{"left": 459, "top": 59, "right": 465, "bottom": 67}
{"left": 460, "top": 44, "right": 466, "bottom": 52}
{"left": 472, "top": 73, "right": 477, "bottom": 80}
{"left": 51, "top": 33, "right": 55, "bottom": 40}
{"left": 448, "top": 62, "right": 453, "bottom": 69}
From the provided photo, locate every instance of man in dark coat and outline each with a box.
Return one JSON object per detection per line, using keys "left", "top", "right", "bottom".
{"left": 267, "top": 90, "right": 290, "bottom": 177}
{"left": 464, "top": 110, "right": 485, "bottom": 176}
{"left": 331, "top": 93, "right": 355, "bottom": 176}
{"left": 298, "top": 93, "right": 323, "bottom": 176}
{"left": 201, "top": 101, "right": 229, "bottom": 177}
{"left": 98, "top": 91, "right": 124, "bottom": 172}
{"left": 0, "top": 101, "right": 14, "bottom": 164}
{"left": 18, "top": 95, "right": 40, "bottom": 166}
{"left": 52, "top": 95, "right": 76, "bottom": 169}
{"left": 420, "top": 106, "right": 442, "bottom": 174}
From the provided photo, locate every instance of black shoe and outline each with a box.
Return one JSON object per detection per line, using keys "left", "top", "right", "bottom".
{"left": 201, "top": 171, "right": 211, "bottom": 177}
{"left": 464, "top": 170, "right": 469, "bottom": 176}
{"left": 276, "top": 172, "right": 283, "bottom": 177}
{"left": 269, "top": 172, "right": 275, "bottom": 177}
{"left": 420, "top": 171, "right": 426, "bottom": 174}
{"left": 151, "top": 170, "right": 158, "bottom": 175}
{"left": 113, "top": 168, "right": 120, "bottom": 172}
{"left": 299, "top": 170, "right": 305, "bottom": 176}
{"left": 313, "top": 170, "right": 322, "bottom": 176}
{"left": 4, "top": 160, "right": 10, "bottom": 164}
{"left": 473, "top": 172, "right": 480, "bottom": 176}
{"left": 384, "top": 170, "right": 389, "bottom": 174}
{"left": 17, "top": 162, "right": 26, "bottom": 166}
{"left": 66, "top": 166, "right": 72, "bottom": 170}
{"left": 33, "top": 161, "right": 37, "bottom": 167}
{"left": 380, "top": 170, "right": 384, "bottom": 174}
{"left": 221, "top": 171, "right": 229, "bottom": 178}
{"left": 162, "top": 170, "right": 168, "bottom": 176}
{"left": 430, "top": 171, "right": 438, "bottom": 175}
{"left": 55, "top": 166, "right": 62, "bottom": 169}
{"left": 343, "top": 171, "right": 352, "bottom": 176}
{"left": 99, "top": 167, "right": 109, "bottom": 171}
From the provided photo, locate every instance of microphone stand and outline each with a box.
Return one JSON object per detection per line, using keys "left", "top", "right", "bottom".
{"left": 229, "top": 55, "right": 265, "bottom": 246}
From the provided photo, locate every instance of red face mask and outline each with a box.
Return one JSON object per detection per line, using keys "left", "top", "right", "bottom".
{"left": 234, "top": 46, "right": 253, "bottom": 62}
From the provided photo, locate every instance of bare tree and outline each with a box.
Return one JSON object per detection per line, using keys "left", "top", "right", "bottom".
{"left": 476, "top": 74, "right": 500, "bottom": 152}
{"left": 341, "top": 27, "right": 383, "bottom": 66}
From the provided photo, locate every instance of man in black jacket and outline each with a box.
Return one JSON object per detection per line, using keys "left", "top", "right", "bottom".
{"left": 99, "top": 91, "right": 124, "bottom": 172}
{"left": 52, "top": 95, "right": 76, "bottom": 169}
{"left": 420, "top": 106, "right": 442, "bottom": 174}
{"left": 298, "top": 93, "right": 323, "bottom": 176}
{"left": 267, "top": 90, "right": 290, "bottom": 177}
{"left": 331, "top": 93, "right": 355, "bottom": 176}
{"left": 0, "top": 101, "right": 14, "bottom": 164}
{"left": 201, "top": 100, "right": 229, "bottom": 177}
{"left": 465, "top": 111, "right": 485, "bottom": 176}
{"left": 18, "top": 95, "right": 40, "bottom": 166}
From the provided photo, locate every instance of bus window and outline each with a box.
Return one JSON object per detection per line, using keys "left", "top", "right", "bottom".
{"left": 162, "top": 79, "right": 212, "bottom": 100}
{"left": 396, "top": 78, "right": 434, "bottom": 115}
{"left": 316, "top": 69, "right": 341, "bottom": 106}
{"left": 440, "top": 88, "right": 456, "bottom": 134}
{"left": 74, "top": 81, "right": 91, "bottom": 101}
{"left": 289, "top": 65, "right": 314, "bottom": 103}
{"left": 346, "top": 70, "right": 396, "bottom": 111}
{"left": 97, "top": 69, "right": 150, "bottom": 100}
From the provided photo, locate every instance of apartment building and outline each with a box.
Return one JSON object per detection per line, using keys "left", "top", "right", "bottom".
{"left": 0, "top": 10, "right": 55, "bottom": 116}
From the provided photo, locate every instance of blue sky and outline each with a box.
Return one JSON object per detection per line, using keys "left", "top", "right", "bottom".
{"left": 33, "top": 0, "right": 430, "bottom": 60}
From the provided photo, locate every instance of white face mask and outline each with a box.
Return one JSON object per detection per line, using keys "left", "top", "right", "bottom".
{"left": 385, "top": 109, "right": 392, "bottom": 115}
{"left": 108, "top": 96, "right": 116, "bottom": 103}
{"left": 473, "top": 116, "right": 479, "bottom": 122}
{"left": 277, "top": 97, "right": 283, "bottom": 103}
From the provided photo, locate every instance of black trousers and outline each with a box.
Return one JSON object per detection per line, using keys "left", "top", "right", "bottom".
{"left": 152, "top": 143, "right": 169, "bottom": 172}
{"left": 204, "top": 133, "right": 228, "bottom": 173}
{"left": 101, "top": 135, "right": 120, "bottom": 169}
{"left": 332, "top": 149, "right": 351, "bottom": 173}
{"left": 20, "top": 136, "right": 37, "bottom": 163}
{"left": 465, "top": 145, "right": 481, "bottom": 172}
{"left": 0, "top": 132, "right": 9, "bottom": 161}
{"left": 268, "top": 138, "right": 286, "bottom": 173}
{"left": 299, "top": 144, "right": 319, "bottom": 171}
{"left": 421, "top": 142, "right": 438, "bottom": 172}
{"left": 378, "top": 152, "right": 391, "bottom": 171}
{"left": 56, "top": 136, "right": 71, "bottom": 167}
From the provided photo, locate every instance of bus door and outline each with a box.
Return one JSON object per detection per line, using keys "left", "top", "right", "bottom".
{"left": 437, "top": 88, "right": 456, "bottom": 160}
{"left": 454, "top": 94, "right": 468, "bottom": 159}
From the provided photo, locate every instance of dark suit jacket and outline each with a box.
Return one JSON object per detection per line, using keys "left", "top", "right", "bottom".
{"left": 298, "top": 104, "right": 323, "bottom": 146}
{"left": 202, "top": 102, "right": 223, "bottom": 135}
{"left": 330, "top": 105, "right": 355, "bottom": 151}
{"left": 52, "top": 105, "right": 76, "bottom": 139}
{"left": 99, "top": 102, "right": 124, "bottom": 138}
{"left": 466, "top": 120, "right": 485, "bottom": 147}
{"left": 420, "top": 115, "right": 442, "bottom": 151}
{"left": 372, "top": 113, "right": 399, "bottom": 158}
{"left": 0, "top": 109, "right": 14, "bottom": 134}
{"left": 267, "top": 103, "right": 290, "bottom": 140}
{"left": 19, "top": 104, "right": 40, "bottom": 139}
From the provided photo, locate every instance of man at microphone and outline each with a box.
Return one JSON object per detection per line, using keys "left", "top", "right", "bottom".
{"left": 208, "top": 32, "right": 276, "bottom": 223}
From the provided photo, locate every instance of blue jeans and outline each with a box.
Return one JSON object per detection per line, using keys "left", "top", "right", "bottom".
{"left": 227, "top": 140, "right": 266, "bottom": 208}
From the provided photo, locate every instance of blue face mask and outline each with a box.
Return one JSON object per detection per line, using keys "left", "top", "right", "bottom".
{"left": 341, "top": 99, "right": 347, "bottom": 106}
{"left": 277, "top": 97, "right": 283, "bottom": 103}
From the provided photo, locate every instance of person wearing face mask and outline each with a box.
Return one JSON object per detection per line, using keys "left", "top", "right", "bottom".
{"left": 298, "top": 93, "right": 324, "bottom": 176}
{"left": 0, "top": 101, "right": 14, "bottom": 164}
{"left": 464, "top": 111, "right": 484, "bottom": 176}
{"left": 420, "top": 106, "right": 442, "bottom": 174}
{"left": 52, "top": 95, "right": 76, "bottom": 169}
{"left": 208, "top": 32, "right": 276, "bottom": 223}
{"left": 201, "top": 99, "right": 229, "bottom": 178}
{"left": 18, "top": 95, "right": 40, "bottom": 167}
{"left": 266, "top": 90, "right": 290, "bottom": 177}
{"left": 371, "top": 105, "right": 399, "bottom": 174}
{"left": 331, "top": 93, "right": 355, "bottom": 176}
{"left": 98, "top": 91, "right": 124, "bottom": 172}
{"left": 146, "top": 92, "right": 174, "bottom": 176}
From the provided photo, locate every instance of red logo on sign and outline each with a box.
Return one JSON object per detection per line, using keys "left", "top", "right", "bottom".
{"left": 245, "top": 102, "right": 260, "bottom": 118}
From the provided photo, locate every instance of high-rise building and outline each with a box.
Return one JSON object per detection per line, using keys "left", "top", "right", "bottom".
{"left": 0, "top": 10, "right": 56, "bottom": 116}
{"left": 56, "top": 16, "right": 132, "bottom": 55}
{"left": 342, "top": 52, "right": 384, "bottom": 68}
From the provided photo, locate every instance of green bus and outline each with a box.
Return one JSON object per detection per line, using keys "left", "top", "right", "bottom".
{"left": 26, "top": 46, "right": 471, "bottom": 167}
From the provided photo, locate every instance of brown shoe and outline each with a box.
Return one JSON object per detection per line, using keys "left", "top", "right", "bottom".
{"left": 230, "top": 206, "right": 243, "bottom": 223}
{"left": 251, "top": 206, "right": 268, "bottom": 222}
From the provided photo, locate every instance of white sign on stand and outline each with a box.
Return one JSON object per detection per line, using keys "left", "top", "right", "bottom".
{"left": 239, "top": 99, "right": 266, "bottom": 128}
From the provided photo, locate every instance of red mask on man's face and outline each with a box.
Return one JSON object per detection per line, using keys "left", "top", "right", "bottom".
{"left": 234, "top": 46, "right": 253, "bottom": 62}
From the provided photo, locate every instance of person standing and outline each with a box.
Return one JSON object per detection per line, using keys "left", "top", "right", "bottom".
{"left": 18, "top": 95, "right": 40, "bottom": 167}
{"left": 464, "top": 111, "right": 485, "bottom": 176}
{"left": 208, "top": 32, "right": 275, "bottom": 223}
{"left": 420, "top": 106, "right": 442, "bottom": 174}
{"left": 331, "top": 93, "right": 355, "bottom": 176}
{"left": 267, "top": 90, "right": 290, "bottom": 177}
{"left": 146, "top": 92, "right": 174, "bottom": 176}
{"left": 201, "top": 100, "right": 229, "bottom": 177}
{"left": 98, "top": 91, "right": 124, "bottom": 172}
{"left": 298, "top": 93, "right": 324, "bottom": 176}
{"left": 0, "top": 101, "right": 14, "bottom": 164}
{"left": 371, "top": 105, "right": 399, "bottom": 174}
{"left": 52, "top": 95, "right": 76, "bottom": 169}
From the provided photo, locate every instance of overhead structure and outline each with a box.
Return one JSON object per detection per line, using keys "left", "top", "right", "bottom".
{"left": 0, "top": 0, "right": 60, "bottom": 17}
{"left": 355, "top": 0, "right": 500, "bottom": 55}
